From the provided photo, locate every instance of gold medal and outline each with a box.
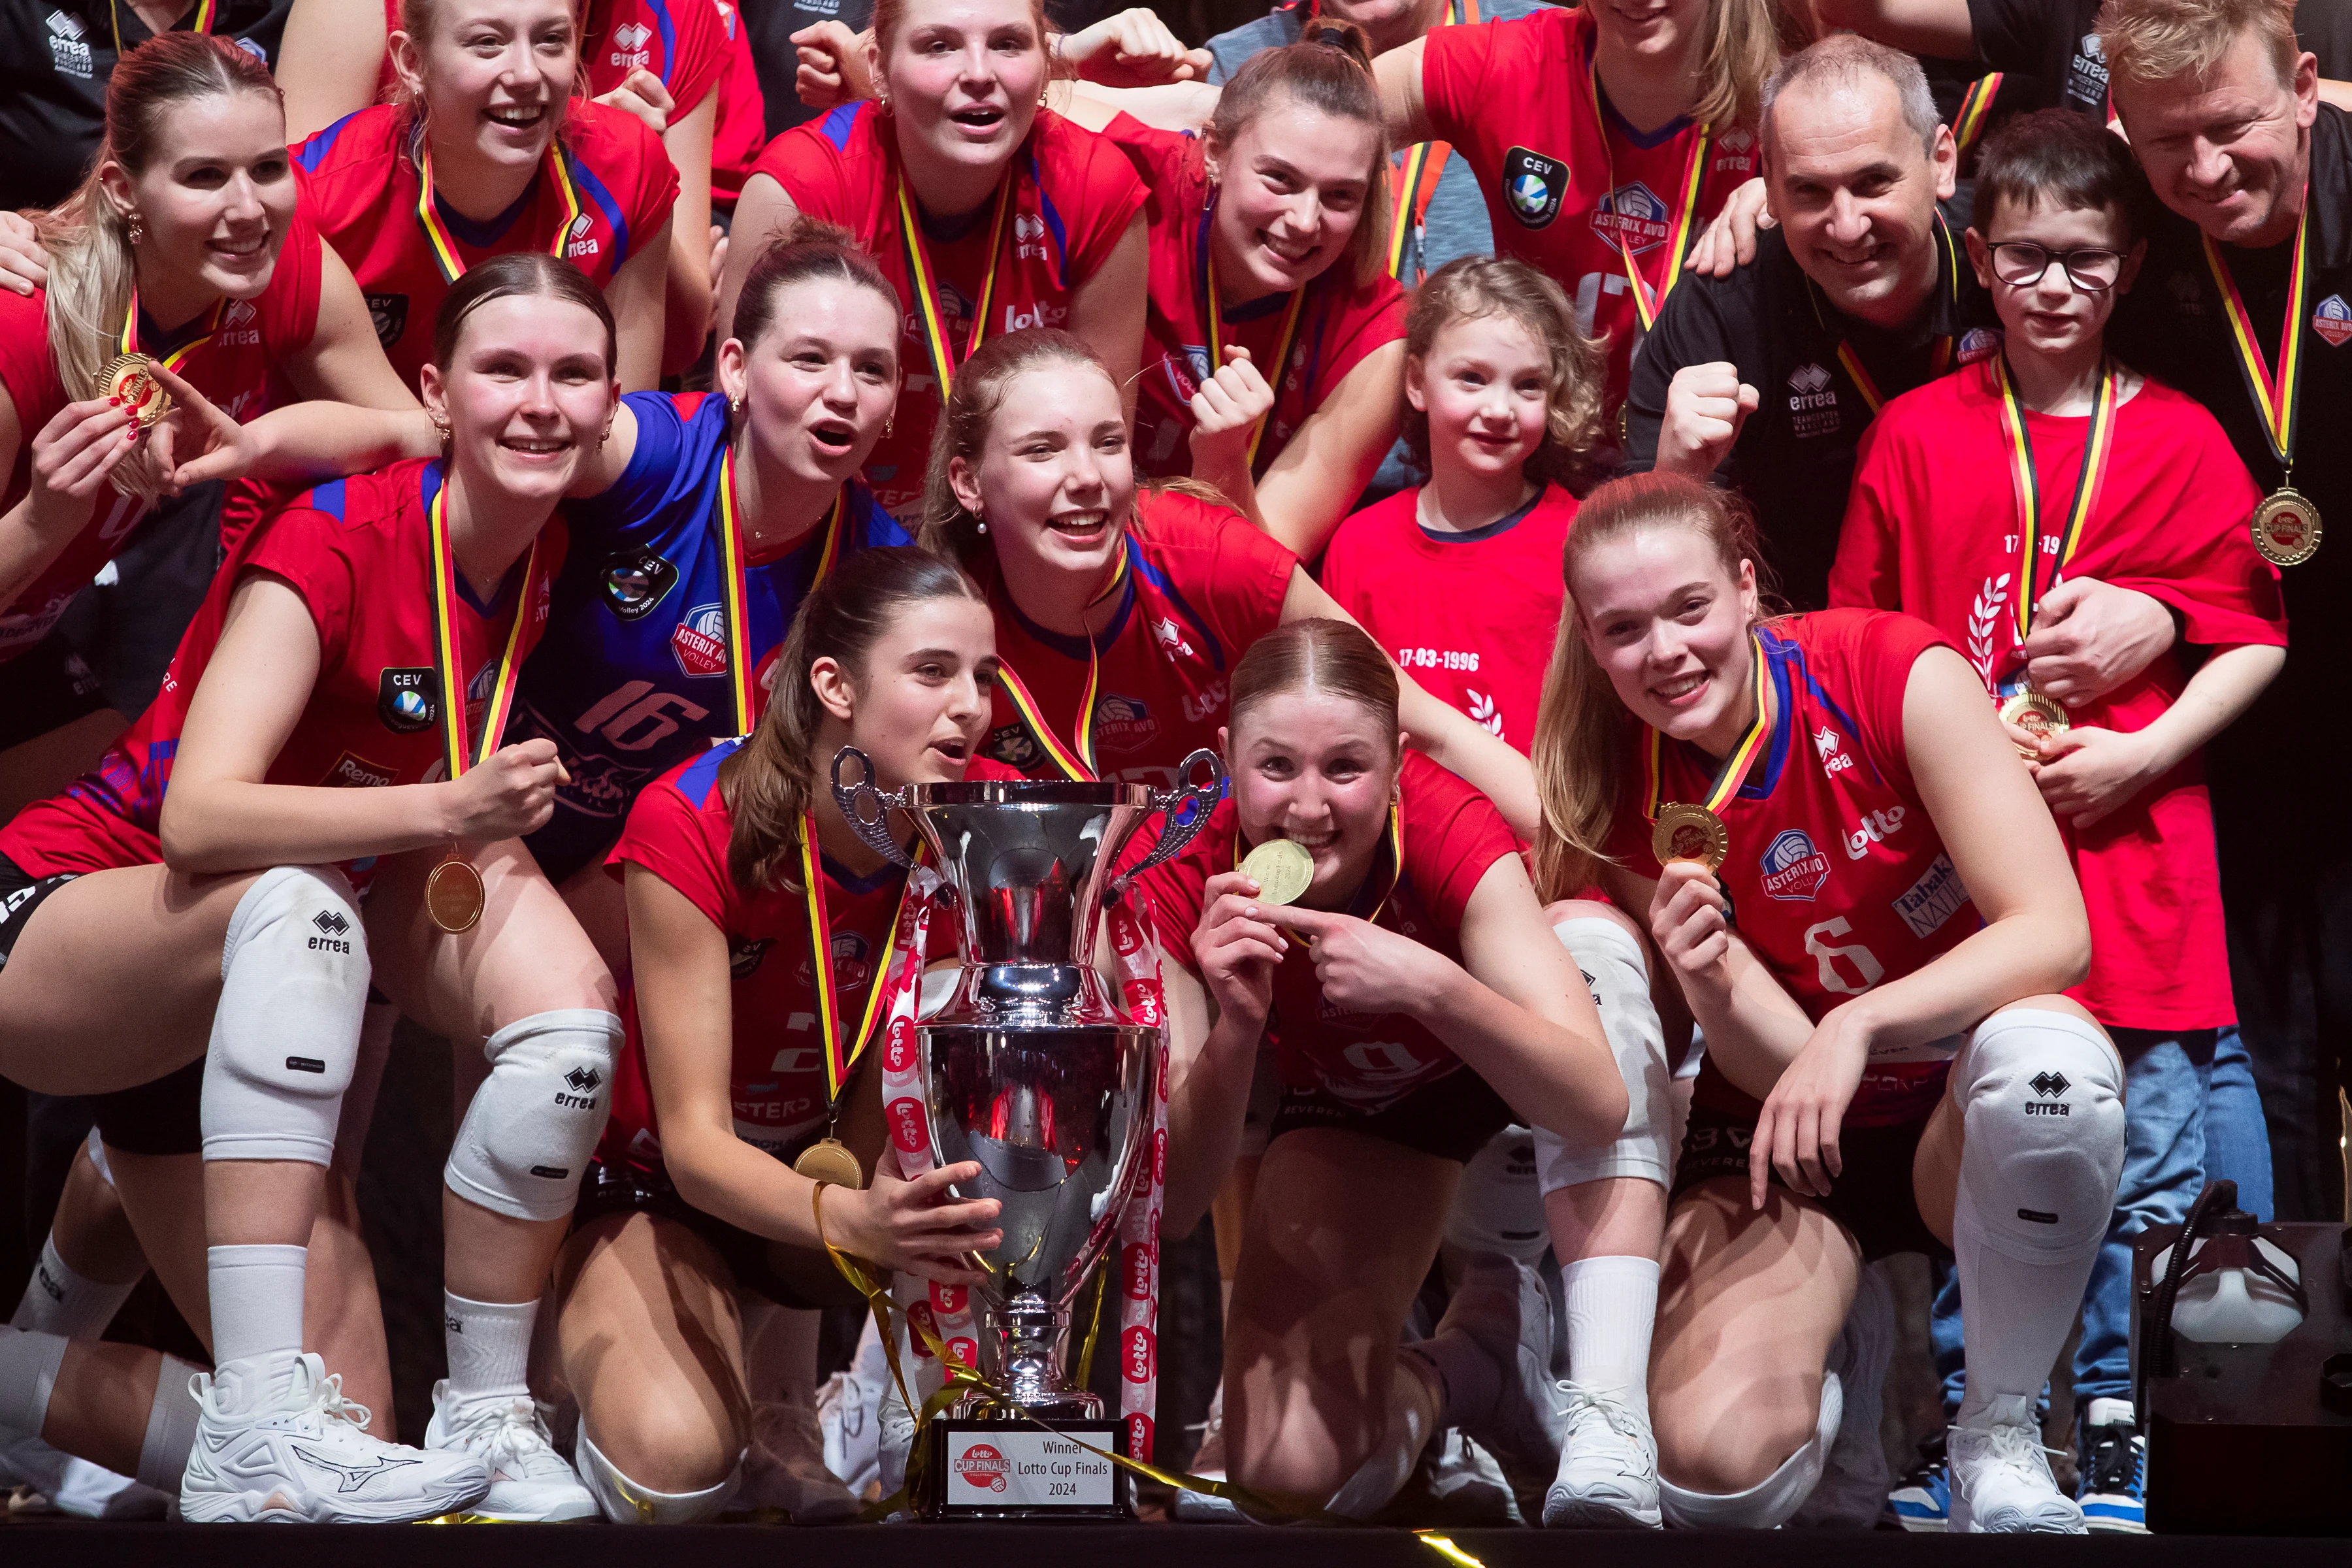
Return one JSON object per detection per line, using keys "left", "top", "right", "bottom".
{"left": 792, "top": 1136, "right": 866, "bottom": 1190}
{"left": 423, "top": 853, "right": 485, "bottom": 934}
{"left": 1999, "top": 689, "right": 2069, "bottom": 759}
{"left": 99, "top": 353, "right": 171, "bottom": 429}
{"left": 1652, "top": 802, "right": 1729, "bottom": 872}
{"left": 1238, "top": 837, "right": 1315, "bottom": 906}
{"left": 2251, "top": 487, "right": 2321, "bottom": 567}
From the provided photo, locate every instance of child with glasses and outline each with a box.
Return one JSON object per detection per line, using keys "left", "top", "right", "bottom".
{"left": 1830, "top": 107, "right": 2285, "bottom": 1533}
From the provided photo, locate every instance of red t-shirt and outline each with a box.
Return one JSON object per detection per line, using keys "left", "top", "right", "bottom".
{"left": 0, "top": 461, "right": 562, "bottom": 885}
{"left": 294, "top": 103, "right": 679, "bottom": 385}
{"left": 707, "top": 0, "right": 765, "bottom": 208}
{"left": 751, "top": 102, "right": 1147, "bottom": 517}
{"left": 0, "top": 215, "right": 325, "bottom": 662}
{"left": 1141, "top": 751, "right": 1518, "bottom": 1111}
{"left": 977, "top": 487, "right": 1298, "bottom": 789}
{"left": 1603, "top": 610, "right": 1971, "bottom": 1126}
{"left": 1420, "top": 7, "right": 1759, "bottom": 408}
{"left": 1831, "top": 364, "right": 2283, "bottom": 1031}
{"left": 373, "top": 0, "right": 726, "bottom": 122}
{"left": 596, "top": 741, "right": 1019, "bottom": 1173}
{"left": 1099, "top": 114, "right": 1408, "bottom": 481}
{"left": 1319, "top": 483, "right": 1575, "bottom": 753}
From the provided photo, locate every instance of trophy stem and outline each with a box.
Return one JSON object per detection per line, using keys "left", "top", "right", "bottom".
{"left": 984, "top": 1290, "right": 1103, "bottom": 1420}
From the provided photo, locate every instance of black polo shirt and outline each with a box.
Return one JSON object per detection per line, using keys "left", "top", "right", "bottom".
{"left": 0, "top": 0, "right": 293, "bottom": 212}
{"left": 1621, "top": 195, "right": 2001, "bottom": 609}
{"left": 2110, "top": 105, "right": 2352, "bottom": 800}
{"left": 1966, "top": 0, "right": 2352, "bottom": 119}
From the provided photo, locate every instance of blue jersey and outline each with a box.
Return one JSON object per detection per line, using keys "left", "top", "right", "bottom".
{"left": 513, "top": 390, "right": 911, "bottom": 881}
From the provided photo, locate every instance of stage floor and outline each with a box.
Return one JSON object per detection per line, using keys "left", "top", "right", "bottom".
{"left": 2, "top": 1521, "right": 2346, "bottom": 1565}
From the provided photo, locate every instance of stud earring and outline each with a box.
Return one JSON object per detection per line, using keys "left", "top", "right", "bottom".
{"left": 730, "top": 396, "right": 743, "bottom": 419}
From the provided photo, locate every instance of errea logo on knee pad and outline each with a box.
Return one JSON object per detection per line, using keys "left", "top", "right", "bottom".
{"left": 553, "top": 1064, "right": 603, "bottom": 1110}
{"left": 2025, "top": 1070, "right": 2071, "bottom": 1115}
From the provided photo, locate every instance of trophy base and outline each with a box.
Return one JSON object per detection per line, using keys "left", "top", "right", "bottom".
{"left": 919, "top": 1412, "right": 1131, "bottom": 1520}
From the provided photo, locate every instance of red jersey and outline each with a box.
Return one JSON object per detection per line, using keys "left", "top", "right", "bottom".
{"left": 752, "top": 102, "right": 1147, "bottom": 516}
{"left": 1604, "top": 611, "right": 1974, "bottom": 1126}
{"left": 597, "top": 742, "right": 1022, "bottom": 1172}
{"left": 1142, "top": 752, "right": 1518, "bottom": 1111}
{"left": 294, "top": 103, "right": 679, "bottom": 384}
{"left": 372, "top": 0, "right": 726, "bottom": 125}
{"left": 707, "top": 0, "right": 765, "bottom": 208}
{"left": 1319, "top": 483, "right": 1575, "bottom": 752}
{"left": 0, "top": 214, "right": 324, "bottom": 662}
{"left": 1831, "top": 365, "right": 2283, "bottom": 1032}
{"left": 1420, "top": 7, "right": 1758, "bottom": 406}
{"left": 1100, "top": 114, "right": 1408, "bottom": 480}
{"left": 977, "top": 487, "right": 1298, "bottom": 790}
{"left": 0, "top": 461, "right": 562, "bottom": 886}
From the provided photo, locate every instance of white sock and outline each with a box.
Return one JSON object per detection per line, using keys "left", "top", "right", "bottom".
{"left": 1561, "top": 1255, "right": 1659, "bottom": 1405}
{"left": 206, "top": 1244, "right": 306, "bottom": 1375}
{"left": 444, "top": 1292, "right": 536, "bottom": 1407}
{"left": 135, "top": 1354, "right": 206, "bottom": 1493}
{"left": 11, "top": 1233, "right": 137, "bottom": 1340}
{"left": 0, "top": 1324, "right": 69, "bottom": 1437}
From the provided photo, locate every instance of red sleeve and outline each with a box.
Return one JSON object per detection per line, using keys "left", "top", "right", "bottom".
{"left": 1827, "top": 414, "right": 1909, "bottom": 612}
{"left": 0, "top": 286, "right": 65, "bottom": 464}
{"left": 1400, "top": 754, "right": 1518, "bottom": 932}
{"left": 609, "top": 775, "right": 734, "bottom": 927}
{"left": 1417, "top": 12, "right": 1508, "bottom": 149}
{"left": 660, "top": 0, "right": 727, "bottom": 114}
{"left": 263, "top": 207, "right": 327, "bottom": 357}
{"left": 1140, "top": 489, "right": 1298, "bottom": 658}
{"left": 1827, "top": 610, "right": 1951, "bottom": 794}
{"left": 1096, "top": 112, "right": 1193, "bottom": 191}
{"left": 1041, "top": 112, "right": 1147, "bottom": 280}
{"left": 240, "top": 504, "right": 361, "bottom": 676}
{"left": 752, "top": 115, "right": 865, "bottom": 227}
{"left": 2100, "top": 389, "right": 2285, "bottom": 650}
{"left": 600, "top": 106, "right": 681, "bottom": 267}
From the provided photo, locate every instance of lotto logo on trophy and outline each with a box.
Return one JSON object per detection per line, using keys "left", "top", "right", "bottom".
{"left": 832, "top": 747, "right": 1223, "bottom": 1519}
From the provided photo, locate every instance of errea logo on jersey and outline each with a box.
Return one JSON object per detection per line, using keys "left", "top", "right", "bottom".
{"left": 1787, "top": 362, "right": 1840, "bottom": 439}
{"left": 46, "top": 10, "right": 91, "bottom": 78}
{"left": 567, "top": 213, "right": 598, "bottom": 261}
{"left": 220, "top": 297, "right": 262, "bottom": 347}
{"left": 1814, "top": 725, "right": 1852, "bottom": 774}
{"left": 1013, "top": 212, "right": 1048, "bottom": 260}
{"left": 610, "top": 19, "right": 653, "bottom": 68}
{"left": 1152, "top": 615, "right": 1195, "bottom": 661}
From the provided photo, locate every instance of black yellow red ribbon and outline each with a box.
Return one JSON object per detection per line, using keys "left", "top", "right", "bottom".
{"left": 2202, "top": 200, "right": 2310, "bottom": 474}
{"left": 716, "top": 447, "right": 844, "bottom": 733}
{"left": 1951, "top": 73, "right": 2003, "bottom": 159}
{"left": 415, "top": 137, "right": 582, "bottom": 285}
{"left": 117, "top": 289, "right": 223, "bottom": 378}
{"left": 1642, "top": 631, "right": 1771, "bottom": 825}
{"left": 897, "top": 174, "right": 1011, "bottom": 400}
{"left": 1831, "top": 214, "right": 1961, "bottom": 416}
{"left": 1200, "top": 227, "right": 1308, "bottom": 474}
{"left": 989, "top": 539, "right": 1134, "bottom": 781}
{"left": 794, "top": 812, "right": 915, "bottom": 1109}
{"left": 1993, "top": 353, "right": 2117, "bottom": 646}
{"left": 1380, "top": 0, "right": 1477, "bottom": 282}
{"left": 426, "top": 478, "right": 542, "bottom": 782}
{"left": 1583, "top": 44, "right": 1711, "bottom": 335}
{"left": 109, "top": 0, "right": 214, "bottom": 56}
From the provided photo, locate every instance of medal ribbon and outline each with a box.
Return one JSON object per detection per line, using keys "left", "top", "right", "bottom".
{"left": 1951, "top": 73, "right": 2003, "bottom": 159}
{"left": 989, "top": 539, "right": 1134, "bottom": 781}
{"left": 716, "top": 447, "right": 844, "bottom": 733}
{"left": 1200, "top": 218, "right": 1309, "bottom": 473}
{"left": 1993, "top": 354, "right": 2118, "bottom": 647}
{"left": 2201, "top": 201, "right": 2310, "bottom": 471}
{"left": 1642, "top": 632, "right": 1770, "bottom": 824}
{"left": 1380, "top": 0, "right": 1476, "bottom": 281}
{"left": 116, "top": 289, "right": 225, "bottom": 377}
{"left": 1832, "top": 214, "right": 1961, "bottom": 416}
{"left": 426, "top": 478, "right": 542, "bottom": 781}
{"left": 795, "top": 812, "right": 917, "bottom": 1108}
{"left": 415, "top": 137, "right": 583, "bottom": 285}
{"left": 896, "top": 174, "right": 1013, "bottom": 400}
{"left": 1583, "top": 44, "right": 1711, "bottom": 334}
{"left": 108, "top": 0, "right": 216, "bottom": 56}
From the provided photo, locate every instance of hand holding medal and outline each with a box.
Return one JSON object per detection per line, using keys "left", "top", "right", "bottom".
{"left": 1646, "top": 632, "right": 1771, "bottom": 876}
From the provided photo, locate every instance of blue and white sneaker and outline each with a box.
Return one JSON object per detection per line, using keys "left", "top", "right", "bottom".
{"left": 2074, "top": 1398, "right": 2147, "bottom": 1534}
{"left": 1882, "top": 1431, "right": 1950, "bottom": 1532}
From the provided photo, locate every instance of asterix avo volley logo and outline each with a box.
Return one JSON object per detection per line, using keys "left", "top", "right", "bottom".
{"left": 1592, "top": 182, "right": 1671, "bottom": 256}
{"left": 1502, "top": 148, "right": 1567, "bottom": 230}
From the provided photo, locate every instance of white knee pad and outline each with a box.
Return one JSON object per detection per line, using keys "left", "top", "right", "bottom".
{"left": 1658, "top": 1371, "right": 1841, "bottom": 1529}
{"left": 1443, "top": 1128, "right": 1549, "bottom": 1264}
{"left": 577, "top": 1428, "right": 741, "bottom": 1523}
{"left": 1536, "top": 917, "right": 1674, "bottom": 1194}
{"left": 200, "top": 866, "right": 370, "bottom": 1167}
{"left": 1953, "top": 1009, "right": 2127, "bottom": 1257}
{"left": 443, "top": 1009, "right": 621, "bottom": 1222}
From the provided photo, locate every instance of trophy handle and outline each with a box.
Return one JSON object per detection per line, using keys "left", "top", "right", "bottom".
{"left": 1112, "top": 747, "right": 1225, "bottom": 891}
{"left": 829, "top": 747, "right": 917, "bottom": 868}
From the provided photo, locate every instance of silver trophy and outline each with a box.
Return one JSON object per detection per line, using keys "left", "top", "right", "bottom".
{"left": 831, "top": 747, "right": 1222, "bottom": 1516}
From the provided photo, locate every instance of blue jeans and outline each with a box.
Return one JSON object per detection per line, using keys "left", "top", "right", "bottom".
{"left": 1931, "top": 1026, "right": 2276, "bottom": 1418}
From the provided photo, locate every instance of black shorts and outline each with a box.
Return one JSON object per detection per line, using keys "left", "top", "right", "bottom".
{"left": 573, "top": 1156, "right": 866, "bottom": 1311}
{"left": 1, "top": 853, "right": 207, "bottom": 1154}
{"left": 1269, "top": 1064, "right": 1515, "bottom": 1164}
{"left": 0, "top": 630, "right": 111, "bottom": 751}
{"left": 1671, "top": 1100, "right": 1951, "bottom": 1264}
